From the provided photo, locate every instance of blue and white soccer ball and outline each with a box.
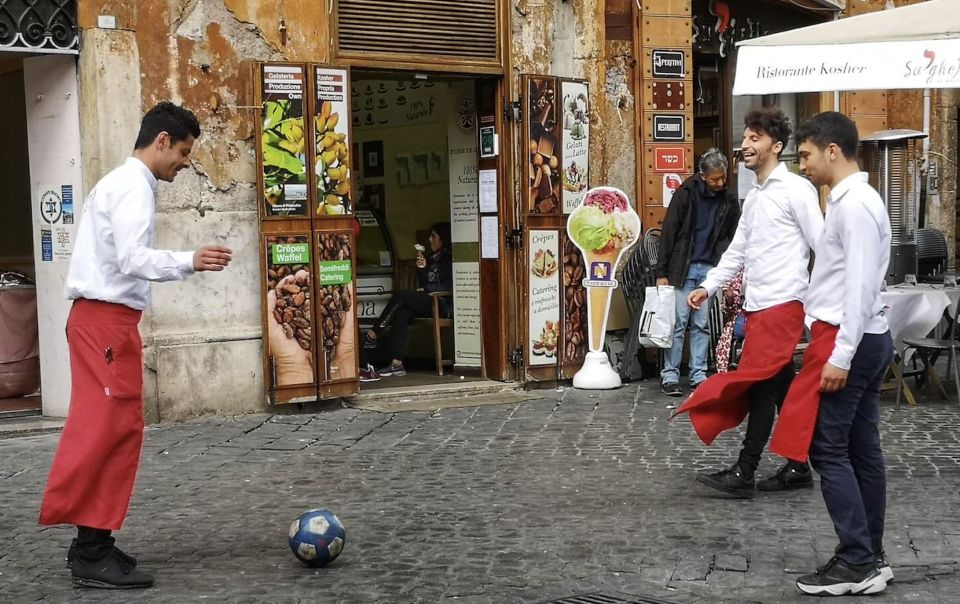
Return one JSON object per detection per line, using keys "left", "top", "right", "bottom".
{"left": 288, "top": 509, "right": 346, "bottom": 567}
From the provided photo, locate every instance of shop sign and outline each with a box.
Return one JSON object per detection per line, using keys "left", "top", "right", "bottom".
{"left": 652, "top": 115, "right": 685, "bottom": 141}
{"left": 318, "top": 260, "right": 352, "bottom": 285}
{"left": 260, "top": 64, "right": 308, "bottom": 218}
{"left": 652, "top": 50, "right": 685, "bottom": 78}
{"left": 272, "top": 242, "right": 310, "bottom": 265}
{"left": 662, "top": 173, "right": 683, "bottom": 208}
{"left": 654, "top": 147, "right": 686, "bottom": 173}
{"left": 560, "top": 79, "right": 589, "bottom": 214}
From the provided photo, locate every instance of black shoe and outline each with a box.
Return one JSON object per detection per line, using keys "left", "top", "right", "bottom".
{"left": 757, "top": 461, "right": 813, "bottom": 492}
{"left": 877, "top": 550, "right": 894, "bottom": 583}
{"left": 696, "top": 462, "right": 755, "bottom": 498}
{"left": 72, "top": 548, "right": 154, "bottom": 589}
{"left": 362, "top": 333, "right": 378, "bottom": 350}
{"left": 67, "top": 539, "right": 138, "bottom": 569}
{"left": 796, "top": 556, "right": 887, "bottom": 596}
{"left": 378, "top": 361, "right": 406, "bottom": 377}
{"left": 661, "top": 382, "right": 683, "bottom": 397}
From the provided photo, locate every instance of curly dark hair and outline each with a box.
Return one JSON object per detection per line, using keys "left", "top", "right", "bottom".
{"left": 795, "top": 111, "right": 859, "bottom": 160}
{"left": 744, "top": 107, "right": 792, "bottom": 157}
{"left": 134, "top": 101, "right": 201, "bottom": 150}
{"left": 431, "top": 222, "right": 452, "bottom": 250}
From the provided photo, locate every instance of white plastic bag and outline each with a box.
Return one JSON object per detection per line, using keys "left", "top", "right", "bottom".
{"left": 638, "top": 285, "right": 676, "bottom": 349}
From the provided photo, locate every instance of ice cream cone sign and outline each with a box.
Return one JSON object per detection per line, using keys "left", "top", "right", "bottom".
{"left": 566, "top": 186, "right": 641, "bottom": 389}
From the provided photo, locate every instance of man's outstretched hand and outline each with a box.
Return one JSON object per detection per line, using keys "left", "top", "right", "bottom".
{"left": 687, "top": 287, "right": 709, "bottom": 310}
{"left": 194, "top": 245, "right": 233, "bottom": 272}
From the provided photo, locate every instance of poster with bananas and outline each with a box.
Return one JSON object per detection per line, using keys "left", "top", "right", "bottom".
{"left": 314, "top": 67, "right": 353, "bottom": 217}
{"left": 260, "top": 64, "right": 309, "bottom": 218}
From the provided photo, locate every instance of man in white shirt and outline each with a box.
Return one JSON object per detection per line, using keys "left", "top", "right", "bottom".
{"left": 784, "top": 112, "right": 892, "bottom": 596}
{"left": 674, "top": 108, "right": 823, "bottom": 499}
{"left": 39, "top": 102, "right": 232, "bottom": 589}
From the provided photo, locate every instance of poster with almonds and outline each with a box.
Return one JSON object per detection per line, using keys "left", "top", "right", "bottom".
{"left": 314, "top": 67, "right": 353, "bottom": 216}
{"left": 528, "top": 230, "right": 562, "bottom": 366}
{"left": 260, "top": 65, "right": 308, "bottom": 218}
{"left": 526, "top": 76, "right": 561, "bottom": 214}
{"left": 264, "top": 235, "right": 316, "bottom": 387}
{"left": 316, "top": 231, "right": 358, "bottom": 382}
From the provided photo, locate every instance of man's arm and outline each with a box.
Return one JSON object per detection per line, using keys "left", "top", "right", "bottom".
{"left": 654, "top": 188, "right": 687, "bottom": 281}
{"left": 111, "top": 187, "right": 196, "bottom": 282}
{"left": 791, "top": 181, "right": 824, "bottom": 252}
{"left": 699, "top": 203, "right": 749, "bottom": 297}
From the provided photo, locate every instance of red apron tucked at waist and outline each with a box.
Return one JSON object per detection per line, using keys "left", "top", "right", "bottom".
{"left": 39, "top": 299, "right": 145, "bottom": 530}
{"left": 672, "top": 300, "right": 805, "bottom": 446}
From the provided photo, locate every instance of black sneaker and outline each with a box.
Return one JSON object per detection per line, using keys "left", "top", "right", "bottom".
{"left": 362, "top": 333, "right": 378, "bottom": 350}
{"left": 696, "top": 462, "right": 755, "bottom": 498}
{"left": 72, "top": 548, "right": 154, "bottom": 589}
{"left": 796, "top": 556, "right": 887, "bottom": 596}
{"left": 757, "top": 460, "right": 813, "bottom": 491}
{"left": 661, "top": 382, "right": 683, "bottom": 397}
{"left": 67, "top": 539, "right": 138, "bottom": 569}
{"left": 378, "top": 361, "right": 406, "bottom": 377}
{"left": 877, "top": 550, "right": 894, "bottom": 583}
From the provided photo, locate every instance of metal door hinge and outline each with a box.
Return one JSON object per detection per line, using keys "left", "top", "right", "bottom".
{"left": 505, "top": 96, "right": 522, "bottom": 122}
{"left": 505, "top": 222, "right": 524, "bottom": 250}
{"left": 509, "top": 346, "right": 524, "bottom": 367}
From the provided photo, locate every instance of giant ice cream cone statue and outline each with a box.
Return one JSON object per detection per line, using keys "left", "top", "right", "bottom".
{"left": 566, "top": 186, "right": 641, "bottom": 389}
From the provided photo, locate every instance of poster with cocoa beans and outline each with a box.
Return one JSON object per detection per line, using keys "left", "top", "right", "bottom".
{"left": 316, "top": 232, "right": 358, "bottom": 382}
{"left": 264, "top": 235, "right": 316, "bottom": 387}
{"left": 561, "top": 236, "right": 588, "bottom": 365}
{"left": 314, "top": 67, "right": 353, "bottom": 217}
{"left": 260, "top": 65, "right": 309, "bottom": 218}
{"left": 526, "top": 76, "right": 561, "bottom": 215}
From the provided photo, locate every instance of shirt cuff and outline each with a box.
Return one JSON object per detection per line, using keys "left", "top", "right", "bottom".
{"left": 701, "top": 279, "right": 719, "bottom": 298}
{"left": 174, "top": 251, "right": 196, "bottom": 276}
{"left": 827, "top": 349, "right": 854, "bottom": 372}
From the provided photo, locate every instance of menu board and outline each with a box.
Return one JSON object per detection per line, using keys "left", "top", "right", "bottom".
{"left": 526, "top": 76, "right": 561, "bottom": 214}
{"left": 260, "top": 65, "right": 308, "bottom": 218}
{"left": 316, "top": 231, "right": 358, "bottom": 382}
{"left": 264, "top": 234, "right": 316, "bottom": 387}
{"left": 560, "top": 80, "right": 589, "bottom": 214}
{"left": 314, "top": 66, "right": 353, "bottom": 216}
{"left": 528, "top": 229, "right": 562, "bottom": 365}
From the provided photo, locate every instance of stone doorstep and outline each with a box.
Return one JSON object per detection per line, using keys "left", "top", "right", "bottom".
{"left": 0, "top": 415, "right": 66, "bottom": 438}
{"left": 344, "top": 380, "right": 525, "bottom": 407}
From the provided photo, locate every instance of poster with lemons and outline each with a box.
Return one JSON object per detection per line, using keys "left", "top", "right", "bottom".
{"left": 261, "top": 64, "right": 308, "bottom": 217}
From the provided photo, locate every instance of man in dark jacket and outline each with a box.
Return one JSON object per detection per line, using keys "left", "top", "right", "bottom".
{"left": 655, "top": 148, "right": 740, "bottom": 396}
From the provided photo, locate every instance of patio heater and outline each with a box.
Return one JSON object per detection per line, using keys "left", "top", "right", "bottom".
{"left": 859, "top": 129, "right": 928, "bottom": 285}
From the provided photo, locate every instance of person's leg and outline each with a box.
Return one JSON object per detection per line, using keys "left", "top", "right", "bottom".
{"left": 738, "top": 362, "right": 795, "bottom": 475}
{"left": 385, "top": 292, "right": 435, "bottom": 368}
{"left": 687, "top": 262, "right": 713, "bottom": 385}
{"left": 662, "top": 271, "right": 695, "bottom": 387}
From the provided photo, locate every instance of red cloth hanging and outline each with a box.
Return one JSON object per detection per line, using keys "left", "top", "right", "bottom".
{"left": 672, "top": 301, "right": 805, "bottom": 446}
{"left": 769, "top": 321, "right": 839, "bottom": 463}
{"left": 39, "top": 299, "right": 145, "bottom": 531}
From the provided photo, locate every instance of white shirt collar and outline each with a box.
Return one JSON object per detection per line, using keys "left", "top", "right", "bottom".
{"left": 827, "top": 172, "right": 869, "bottom": 205}
{"left": 754, "top": 161, "right": 789, "bottom": 190}
{"left": 126, "top": 157, "right": 159, "bottom": 194}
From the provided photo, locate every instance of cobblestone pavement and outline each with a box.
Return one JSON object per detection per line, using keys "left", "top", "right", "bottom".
{"left": 1, "top": 383, "right": 959, "bottom": 603}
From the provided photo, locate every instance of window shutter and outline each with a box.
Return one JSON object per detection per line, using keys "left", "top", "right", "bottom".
{"left": 336, "top": 0, "right": 499, "bottom": 64}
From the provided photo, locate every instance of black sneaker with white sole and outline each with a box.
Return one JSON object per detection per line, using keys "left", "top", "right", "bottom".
{"left": 378, "top": 361, "right": 406, "bottom": 377}
{"left": 661, "top": 382, "right": 683, "bottom": 397}
{"left": 796, "top": 556, "right": 887, "bottom": 596}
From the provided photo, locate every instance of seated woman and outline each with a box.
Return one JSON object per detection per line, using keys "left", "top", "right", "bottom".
{"left": 363, "top": 222, "right": 452, "bottom": 377}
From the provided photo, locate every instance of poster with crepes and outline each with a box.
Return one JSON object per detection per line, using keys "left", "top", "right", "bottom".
{"left": 264, "top": 234, "right": 316, "bottom": 387}
{"left": 528, "top": 229, "right": 562, "bottom": 366}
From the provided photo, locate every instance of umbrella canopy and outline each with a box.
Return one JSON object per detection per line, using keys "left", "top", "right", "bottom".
{"left": 733, "top": 0, "right": 960, "bottom": 95}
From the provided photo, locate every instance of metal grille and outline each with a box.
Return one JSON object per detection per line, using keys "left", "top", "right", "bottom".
{"left": 336, "top": 0, "right": 498, "bottom": 63}
{"left": 863, "top": 141, "right": 919, "bottom": 245}
{"left": 0, "top": 0, "right": 78, "bottom": 54}
{"left": 539, "top": 592, "right": 676, "bottom": 604}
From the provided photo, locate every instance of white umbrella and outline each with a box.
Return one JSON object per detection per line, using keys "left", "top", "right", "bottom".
{"left": 733, "top": 0, "right": 960, "bottom": 95}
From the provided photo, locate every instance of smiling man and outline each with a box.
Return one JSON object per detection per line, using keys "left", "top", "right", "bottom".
{"left": 39, "top": 102, "right": 233, "bottom": 589}
{"left": 673, "top": 107, "right": 822, "bottom": 499}
{"left": 779, "top": 111, "right": 893, "bottom": 596}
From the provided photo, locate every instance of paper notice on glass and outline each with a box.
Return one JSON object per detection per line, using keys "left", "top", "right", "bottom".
{"left": 481, "top": 216, "right": 499, "bottom": 259}
{"left": 479, "top": 169, "right": 498, "bottom": 213}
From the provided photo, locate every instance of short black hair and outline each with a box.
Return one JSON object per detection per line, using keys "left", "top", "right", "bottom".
{"left": 795, "top": 111, "right": 859, "bottom": 160}
{"left": 431, "top": 222, "right": 452, "bottom": 250}
{"left": 134, "top": 101, "right": 201, "bottom": 150}
{"left": 744, "top": 107, "right": 792, "bottom": 157}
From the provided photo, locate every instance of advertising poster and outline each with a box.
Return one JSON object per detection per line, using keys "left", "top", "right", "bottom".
{"left": 560, "top": 80, "right": 589, "bottom": 214}
{"left": 264, "top": 235, "right": 315, "bottom": 387}
{"left": 37, "top": 184, "right": 76, "bottom": 262}
{"left": 526, "top": 76, "right": 561, "bottom": 214}
{"left": 528, "top": 230, "right": 562, "bottom": 365}
{"left": 315, "top": 66, "right": 353, "bottom": 216}
{"left": 561, "top": 236, "right": 587, "bottom": 365}
{"left": 316, "top": 232, "right": 358, "bottom": 382}
{"left": 261, "top": 65, "right": 308, "bottom": 218}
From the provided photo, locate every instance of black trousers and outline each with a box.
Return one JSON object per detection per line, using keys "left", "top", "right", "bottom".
{"left": 373, "top": 290, "right": 434, "bottom": 361}
{"left": 738, "top": 362, "right": 796, "bottom": 473}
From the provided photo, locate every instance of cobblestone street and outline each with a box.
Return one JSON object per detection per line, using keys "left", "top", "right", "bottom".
{"left": 1, "top": 383, "right": 958, "bottom": 603}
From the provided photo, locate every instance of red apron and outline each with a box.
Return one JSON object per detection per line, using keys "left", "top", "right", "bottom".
{"left": 39, "top": 299, "right": 144, "bottom": 530}
{"left": 672, "top": 301, "right": 805, "bottom": 446}
{"left": 769, "top": 321, "right": 839, "bottom": 463}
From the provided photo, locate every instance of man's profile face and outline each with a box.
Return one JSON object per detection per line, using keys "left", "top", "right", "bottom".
{"left": 798, "top": 140, "right": 831, "bottom": 187}
{"left": 740, "top": 127, "right": 781, "bottom": 174}
{"left": 156, "top": 132, "right": 195, "bottom": 182}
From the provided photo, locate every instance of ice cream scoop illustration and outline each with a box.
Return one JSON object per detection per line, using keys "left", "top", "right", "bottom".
{"left": 566, "top": 186, "right": 641, "bottom": 351}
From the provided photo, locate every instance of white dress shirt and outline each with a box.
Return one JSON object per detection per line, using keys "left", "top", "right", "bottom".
{"left": 65, "top": 157, "right": 195, "bottom": 311}
{"left": 804, "top": 172, "right": 890, "bottom": 370}
{"left": 700, "top": 162, "right": 823, "bottom": 311}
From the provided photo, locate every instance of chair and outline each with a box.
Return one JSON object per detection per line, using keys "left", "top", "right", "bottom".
{"left": 917, "top": 228, "right": 948, "bottom": 281}
{"left": 896, "top": 299, "right": 960, "bottom": 408}
{"left": 619, "top": 229, "right": 661, "bottom": 381}
{"left": 416, "top": 291, "right": 453, "bottom": 375}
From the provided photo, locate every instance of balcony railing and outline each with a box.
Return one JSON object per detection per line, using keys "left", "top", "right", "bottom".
{"left": 0, "top": 0, "right": 78, "bottom": 54}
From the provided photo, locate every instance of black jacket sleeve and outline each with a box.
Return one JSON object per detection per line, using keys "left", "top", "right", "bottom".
{"left": 654, "top": 183, "right": 692, "bottom": 280}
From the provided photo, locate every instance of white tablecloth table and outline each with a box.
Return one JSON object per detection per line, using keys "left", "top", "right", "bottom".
{"left": 882, "top": 284, "right": 960, "bottom": 354}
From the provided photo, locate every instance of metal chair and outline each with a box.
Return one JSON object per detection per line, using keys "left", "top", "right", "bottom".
{"left": 917, "top": 227, "right": 948, "bottom": 281}
{"left": 896, "top": 300, "right": 960, "bottom": 408}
